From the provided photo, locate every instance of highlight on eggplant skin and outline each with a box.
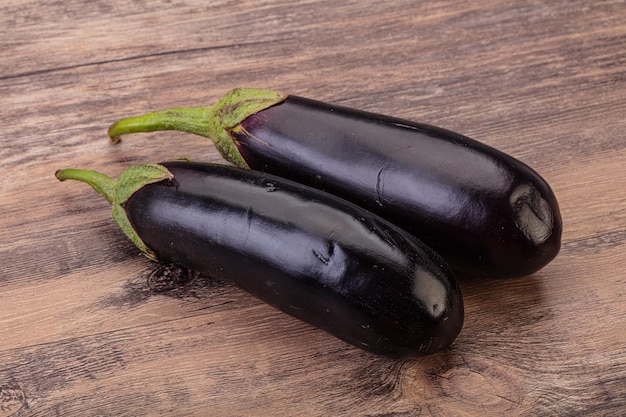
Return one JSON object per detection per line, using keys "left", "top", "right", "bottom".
{"left": 55, "top": 161, "right": 464, "bottom": 358}
{"left": 107, "top": 88, "right": 563, "bottom": 279}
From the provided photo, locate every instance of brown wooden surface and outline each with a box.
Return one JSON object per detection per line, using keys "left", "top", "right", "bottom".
{"left": 1, "top": 0, "right": 625, "bottom": 415}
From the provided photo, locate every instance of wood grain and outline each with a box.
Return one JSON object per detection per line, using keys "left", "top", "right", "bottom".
{"left": 1, "top": 0, "right": 625, "bottom": 415}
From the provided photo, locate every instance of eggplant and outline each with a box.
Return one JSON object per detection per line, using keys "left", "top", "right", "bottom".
{"left": 56, "top": 161, "right": 463, "bottom": 358}
{"left": 107, "top": 88, "right": 562, "bottom": 278}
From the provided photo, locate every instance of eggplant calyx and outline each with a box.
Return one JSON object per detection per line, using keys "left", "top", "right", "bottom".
{"left": 56, "top": 164, "right": 174, "bottom": 260}
{"left": 107, "top": 88, "right": 287, "bottom": 169}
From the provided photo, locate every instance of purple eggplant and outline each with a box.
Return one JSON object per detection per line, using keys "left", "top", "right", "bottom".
{"left": 108, "top": 88, "right": 562, "bottom": 278}
{"left": 56, "top": 161, "right": 463, "bottom": 358}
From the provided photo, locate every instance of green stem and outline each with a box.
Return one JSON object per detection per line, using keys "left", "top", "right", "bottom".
{"left": 107, "top": 88, "right": 287, "bottom": 169}
{"left": 55, "top": 169, "right": 116, "bottom": 204}
{"left": 56, "top": 164, "right": 174, "bottom": 260}
{"left": 108, "top": 107, "right": 210, "bottom": 143}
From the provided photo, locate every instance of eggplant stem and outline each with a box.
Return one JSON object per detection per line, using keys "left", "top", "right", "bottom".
{"left": 55, "top": 168, "right": 116, "bottom": 204}
{"left": 55, "top": 164, "right": 174, "bottom": 261}
{"left": 106, "top": 88, "right": 287, "bottom": 169}
{"left": 108, "top": 107, "right": 210, "bottom": 143}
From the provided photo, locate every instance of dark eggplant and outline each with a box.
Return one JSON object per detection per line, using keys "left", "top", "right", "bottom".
{"left": 107, "top": 88, "right": 562, "bottom": 278}
{"left": 56, "top": 161, "right": 463, "bottom": 358}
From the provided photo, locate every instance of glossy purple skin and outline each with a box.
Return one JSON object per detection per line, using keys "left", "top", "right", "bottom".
{"left": 231, "top": 96, "right": 562, "bottom": 278}
{"left": 124, "top": 161, "right": 463, "bottom": 358}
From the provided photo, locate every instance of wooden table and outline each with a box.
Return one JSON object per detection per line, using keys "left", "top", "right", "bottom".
{"left": 2, "top": 1, "right": 625, "bottom": 415}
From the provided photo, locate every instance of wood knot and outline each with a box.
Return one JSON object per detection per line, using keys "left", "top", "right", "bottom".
{"left": 0, "top": 385, "right": 26, "bottom": 417}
